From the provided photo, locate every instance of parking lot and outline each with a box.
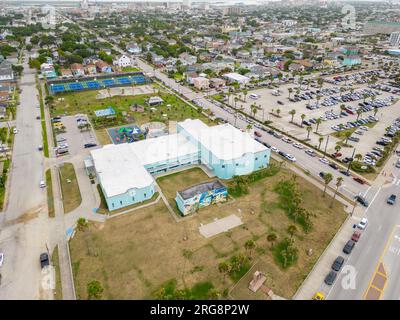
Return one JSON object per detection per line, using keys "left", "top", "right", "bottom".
{"left": 53, "top": 115, "right": 99, "bottom": 157}
{"left": 216, "top": 70, "right": 400, "bottom": 171}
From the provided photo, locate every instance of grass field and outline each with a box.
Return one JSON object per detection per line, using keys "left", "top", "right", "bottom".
{"left": 70, "top": 165, "right": 347, "bottom": 300}
{"left": 59, "top": 163, "right": 82, "bottom": 214}
{"left": 156, "top": 167, "right": 215, "bottom": 216}
{"left": 50, "top": 87, "right": 214, "bottom": 127}
{"left": 51, "top": 245, "right": 63, "bottom": 300}
{"left": 46, "top": 169, "right": 55, "bottom": 218}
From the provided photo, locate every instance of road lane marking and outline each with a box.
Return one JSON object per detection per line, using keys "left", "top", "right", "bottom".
{"left": 363, "top": 225, "right": 397, "bottom": 300}
{"left": 365, "top": 186, "right": 382, "bottom": 213}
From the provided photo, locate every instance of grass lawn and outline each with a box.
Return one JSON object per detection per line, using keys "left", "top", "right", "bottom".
{"left": 70, "top": 165, "right": 347, "bottom": 300}
{"left": 51, "top": 245, "right": 63, "bottom": 300}
{"left": 59, "top": 163, "right": 82, "bottom": 214}
{"left": 156, "top": 167, "right": 215, "bottom": 216}
{"left": 95, "top": 129, "right": 112, "bottom": 146}
{"left": 46, "top": 169, "right": 55, "bottom": 218}
{"left": 50, "top": 87, "right": 215, "bottom": 130}
{"left": 122, "top": 66, "right": 141, "bottom": 72}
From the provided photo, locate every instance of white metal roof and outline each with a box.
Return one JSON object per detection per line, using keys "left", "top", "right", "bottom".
{"left": 91, "top": 144, "right": 154, "bottom": 198}
{"left": 179, "top": 119, "right": 267, "bottom": 161}
{"left": 91, "top": 133, "right": 199, "bottom": 198}
{"left": 223, "top": 72, "right": 250, "bottom": 83}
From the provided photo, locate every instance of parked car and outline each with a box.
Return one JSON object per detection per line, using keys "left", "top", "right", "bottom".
{"left": 0, "top": 252, "right": 3, "bottom": 267}
{"left": 40, "top": 253, "right": 50, "bottom": 269}
{"left": 254, "top": 131, "right": 262, "bottom": 138}
{"left": 331, "top": 256, "right": 345, "bottom": 271}
{"left": 387, "top": 194, "right": 396, "bottom": 205}
{"left": 84, "top": 143, "right": 97, "bottom": 148}
{"left": 343, "top": 240, "right": 356, "bottom": 254}
{"left": 324, "top": 270, "right": 338, "bottom": 285}
{"left": 357, "top": 218, "right": 368, "bottom": 230}
{"left": 39, "top": 180, "right": 46, "bottom": 188}
{"left": 339, "top": 170, "right": 351, "bottom": 176}
{"left": 355, "top": 195, "right": 369, "bottom": 207}
{"left": 353, "top": 177, "right": 366, "bottom": 184}
{"left": 351, "top": 230, "right": 362, "bottom": 242}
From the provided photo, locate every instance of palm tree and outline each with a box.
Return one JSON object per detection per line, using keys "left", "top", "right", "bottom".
{"left": 267, "top": 232, "right": 277, "bottom": 249}
{"left": 276, "top": 108, "right": 281, "bottom": 117}
{"left": 287, "top": 225, "right": 298, "bottom": 239}
{"left": 317, "top": 77, "right": 324, "bottom": 89}
{"left": 318, "top": 136, "right": 324, "bottom": 150}
{"left": 251, "top": 103, "right": 258, "bottom": 118}
{"left": 244, "top": 240, "right": 256, "bottom": 258}
{"left": 289, "top": 109, "right": 296, "bottom": 123}
{"left": 288, "top": 87, "right": 293, "bottom": 99}
{"left": 77, "top": 217, "right": 88, "bottom": 232}
{"left": 322, "top": 173, "right": 333, "bottom": 197}
{"left": 340, "top": 104, "right": 346, "bottom": 114}
{"left": 234, "top": 96, "right": 238, "bottom": 109}
{"left": 335, "top": 145, "right": 342, "bottom": 153}
{"left": 356, "top": 108, "right": 363, "bottom": 121}
{"left": 315, "top": 118, "right": 322, "bottom": 133}
{"left": 300, "top": 114, "right": 306, "bottom": 127}
{"left": 218, "top": 262, "right": 230, "bottom": 282}
{"left": 243, "top": 89, "right": 248, "bottom": 102}
{"left": 344, "top": 131, "right": 352, "bottom": 145}
{"left": 331, "top": 177, "right": 344, "bottom": 207}
{"left": 363, "top": 93, "right": 368, "bottom": 103}
{"left": 373, "top": 106, "right": 378, "bottom": 117}
{"left": 355, "top": 153, "right": 363, "bottom": 161}
{"left": 306, "top": 125, "right": 312, "bottom": 139}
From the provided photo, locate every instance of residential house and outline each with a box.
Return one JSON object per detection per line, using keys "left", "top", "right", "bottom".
{"left": 60, "top": 68, "right": 73, "bottom": 78}
{"left": 96, "top": 60, "right": 113, "bottom": 73}
{"left": 126, "top": 43, "right": 142, "bottom": 54}
{"left": 0, "top": 61, "right": 14, "bottom": 82}
{"left": 85, "top": 64, "right": 97, "bottom": 75}
{"left": 209, "top": 78, "right": 226, "bottom": 88}
{"left": 70, "top": 63, "right": 85, "bottom": 77}
{"left": 179, "top": 52, "right": 197, "bottom": 66}
{"left": 193, "top": 77, "right": 210, "bottom": 90}
{"left": 185, "top": 71, "right": 198, "bottom": 85}
{"left": 40, "top": 63, "right": 57, "bottom": 79}
{"left": 113, "top": 54, "right": 132, "bottom": 68}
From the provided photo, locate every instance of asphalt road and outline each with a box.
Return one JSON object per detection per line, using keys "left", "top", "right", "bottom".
{"left": 325, "top": 163, "right": 400, "bottom": 300}
{"left": 0, "top": 56, "right": 49, "bottom": 299}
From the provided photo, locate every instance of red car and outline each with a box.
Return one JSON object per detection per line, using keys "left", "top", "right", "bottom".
{"left": 351, "top": 230, "right": 362, "bottom": 242}
{"left": 332, "top": 152, "right": 342, "bottom": 158}
{"left": 353, "top": 177, "right": 365, "bottom": 184}
{"left": 254, "top": 131, "right": 262, "bottom": 138}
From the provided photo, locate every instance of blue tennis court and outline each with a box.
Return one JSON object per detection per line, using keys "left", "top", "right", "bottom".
{"left": 102, "top": 79, "right": 115, "bottom": 86}
{"left": 87, "top": 81, "right": 100, "bottom": 89}
{"left": 47, "top": 73, "right": 149, "bottom": 95}
{"left": 69, "top": 83, "right": 84, "bottom": 90}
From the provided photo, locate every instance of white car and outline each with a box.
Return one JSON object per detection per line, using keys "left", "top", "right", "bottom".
{"left": 0, "top": 252, "right": 3, "bottom": 267}
{"left": 286, "top": 154, "right": 296, "bottom": 162}
{"left": 39, "top": 180, "right": 46, "bottom": 188}
{"left": 357, "top": 218, "right": 368, "bottom": 230}
{"left": 305, "top": 149, "right": 316, "bottom": 157}
{"left": 319, "top": 157, "right": 330, "bottom": 165}
{"left": 293, "top": 143, "right": 304, "bottom": 149}
{"left": 271, "top": 146, "right": 279, "bottom": 153}
{"left": 13, "top": 128, "right": 18, "bottom": 134}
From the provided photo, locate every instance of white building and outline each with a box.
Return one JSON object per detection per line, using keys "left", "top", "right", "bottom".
{"left": 389, "top": 32, "right": 400, "bottom": 47}
{"left": 113, "top": 55, "right": 133, "bottom": 68}
{"left": 223, "top": 73, "right": 250, "bottom": 85}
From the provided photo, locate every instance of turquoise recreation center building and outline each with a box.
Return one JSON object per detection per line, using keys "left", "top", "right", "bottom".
{"left": 91, "top": 119, "right": 270, "bottom": 211}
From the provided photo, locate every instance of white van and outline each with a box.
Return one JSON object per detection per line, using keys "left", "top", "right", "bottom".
{"left": 249, "top": 93, "right": 260, "bottom": 100}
